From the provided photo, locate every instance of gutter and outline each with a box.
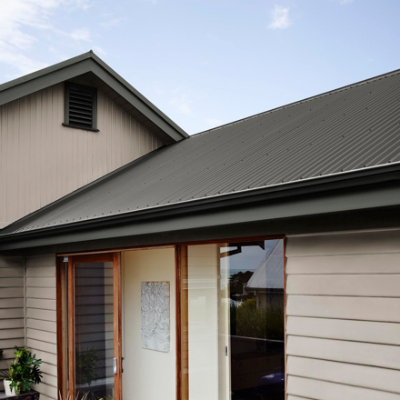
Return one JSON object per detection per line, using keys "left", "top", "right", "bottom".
{"left": 0, "top": 162, "right": 399, "bottom": 247}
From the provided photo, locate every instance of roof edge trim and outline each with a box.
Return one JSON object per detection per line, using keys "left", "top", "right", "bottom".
{"left": 0, "top": 51, "right": 188, "bottom": 141}
{"left": 2, "top": 161, "right": 400, "bottom": 239}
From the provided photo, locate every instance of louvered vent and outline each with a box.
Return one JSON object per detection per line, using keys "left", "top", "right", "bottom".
{"left": 65, "top": 83, "right": 97, "bottom": 130}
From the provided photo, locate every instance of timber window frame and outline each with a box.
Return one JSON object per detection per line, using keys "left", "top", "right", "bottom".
{"left": 63, "top": 82, "right": 99, "bottom": 132}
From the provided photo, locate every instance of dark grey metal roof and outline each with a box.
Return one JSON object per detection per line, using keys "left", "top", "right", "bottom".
{"left": 4, "top": 68, "right": 400, "bottom": 234}
{"left": 0, "top": 51, "right": 188, "bottom": 143}
{"left": 247, "top": 240, "right": 284, "bottom": 290}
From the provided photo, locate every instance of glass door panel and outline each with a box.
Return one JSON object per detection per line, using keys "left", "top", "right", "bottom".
{"left": 183, "top": 240, "right": 285, "bottom": 400}
{"left": 75, "top": 261, "right": 114, "bottom": 399}
{"left": 68, "top": 254, "right": 122, "bottom": 400}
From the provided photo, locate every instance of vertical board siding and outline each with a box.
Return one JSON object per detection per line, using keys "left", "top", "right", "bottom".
{"left": 286, "top": 229, "right": 400, "bottom": 399}
{"left": 0, "top": 83, "right": 164, "bottom": 228}
{"left": 26, "top": 255, "right": 57, "bottom": 400}
{"left": 0, "top": 256, "right": 25, "bottom": 392}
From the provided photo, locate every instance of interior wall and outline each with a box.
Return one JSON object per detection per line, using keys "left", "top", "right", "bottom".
{"left": 122, "top": 247, "right": 176, "bottom": 400}
{"left": 286, "top": 229, "right": 400, "bottom": 399}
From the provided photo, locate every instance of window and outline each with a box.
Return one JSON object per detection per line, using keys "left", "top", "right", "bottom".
{"left": 64, "top": 82, "right": 98, "bottom": 131}
{"left": 181, "top": 239, "right": 285, "bottom": 400}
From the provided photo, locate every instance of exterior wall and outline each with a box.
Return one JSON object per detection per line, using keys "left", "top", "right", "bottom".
{"left": 0, "top": 83, "right": 164, "bottom": 228}
{"left": 0, "top": 256, "right": 25, "bottom": 392}
{"left": 25, "top": 255, "right": 57, "bottom": 400}
{"left": 286, "top": 229, "right": 400, "bottom": 399}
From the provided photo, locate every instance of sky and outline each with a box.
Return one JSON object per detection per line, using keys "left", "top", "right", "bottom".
{"left": 1, "top": 0, "right": 399, "bottom": 135}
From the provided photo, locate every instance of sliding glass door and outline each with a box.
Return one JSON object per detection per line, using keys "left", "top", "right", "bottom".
{"left": 181, "top": 240, "right": 285, "bottom": 400}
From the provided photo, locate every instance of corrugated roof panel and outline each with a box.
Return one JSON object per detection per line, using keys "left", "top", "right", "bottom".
{"left": 6, "top": 68, "right": 400, "bottom": 233}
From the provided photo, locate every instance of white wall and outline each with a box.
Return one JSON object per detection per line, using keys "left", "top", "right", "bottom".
{"left": 122, "top": 248, "right": 176, "bottom": 400}
{"left": 286, "top": 229, "right": 400, "bottom": 399}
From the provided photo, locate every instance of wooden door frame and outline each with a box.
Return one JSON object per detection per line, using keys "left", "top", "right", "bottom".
{"left": 57, "top": 235, "right": 285, "bottom": 400}
{"left": 57, "top": 253, "right": 122, "bottom": 400}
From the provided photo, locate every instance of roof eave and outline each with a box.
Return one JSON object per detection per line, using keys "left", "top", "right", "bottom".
{"left": 1, "top": 162, "right": 399, "bottom": 247}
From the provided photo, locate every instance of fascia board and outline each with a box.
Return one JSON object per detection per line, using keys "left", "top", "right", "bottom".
{"left": 0, "top": 59, "right": 93, "bottom": 106}
{"left": 0, "top": 55, "right": 187, "bottom": 142}
{"left": 89, "top": 63, "right": 186, "bottom": 142}
{"left": 0, "top": 181, "right": 399, "bottom": 251}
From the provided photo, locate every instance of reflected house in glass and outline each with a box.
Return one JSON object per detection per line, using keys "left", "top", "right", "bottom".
{"left": 0, "top": 53, "right": 400, "bottom": 400}
{"left": 246, "top": 240, "right": 284, "bottom": 309}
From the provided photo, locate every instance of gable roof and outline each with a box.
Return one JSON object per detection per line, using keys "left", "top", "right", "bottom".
{"left": 247, "top": 240, "right": 284, "bottom": 290}
{"left": 2, "top": 67, "right": 400, "bottom": 235}
{"left": 0, "top": 51, "right": 188, "bottom": 143}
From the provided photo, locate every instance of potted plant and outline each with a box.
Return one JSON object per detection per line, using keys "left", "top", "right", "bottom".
{"left": 1, "top": 347, "right": 43, "bottom": 396}
{"left": 0, "top": 348, "right": 11, "bottom": 395}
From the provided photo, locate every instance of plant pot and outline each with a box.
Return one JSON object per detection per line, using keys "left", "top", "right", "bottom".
{"left": 4, "top": 379, "right": 13, "bottom": 397}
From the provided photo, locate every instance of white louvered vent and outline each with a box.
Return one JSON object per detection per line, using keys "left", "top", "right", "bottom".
{"left": 64, "top": 82, "right": 97, "bottom": 131}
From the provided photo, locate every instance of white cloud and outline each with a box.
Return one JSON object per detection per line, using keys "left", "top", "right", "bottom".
{"left": 206, "top": 118, "right": 223, "bottom": 128}
{"left": 170, "top": 86, "right": 194, "bottom": 115}
{"left": 268, "top": 5, "right": 292, "bottom": 30}
{"left": 100, "top": 18, "right": 126, "bottom": 30}
{"left": 92, "top": 46, "right": 107, "bottom": 56}
{"left": 150, "top": 82, "right": 167, "bottom": 96}
{"left": 71, "top": 0, "right": 92, "bottom": 9}
{"left": 0, "top": 0, "right": 95, "bottom": 76}
{"left": 69, "top": 28, "right": 91, "bottom": 41}
{"left": 0, "top": 52, "right": 48, "bottom": 78}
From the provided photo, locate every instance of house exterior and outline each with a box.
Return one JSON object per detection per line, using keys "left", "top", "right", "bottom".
{"left": 246, "top": 240, "right": 284, "bottom": 309}
{"left": 0, "top": 52, "right": 400, "bottom": 400}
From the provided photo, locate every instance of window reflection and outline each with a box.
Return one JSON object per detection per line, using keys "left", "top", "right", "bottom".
{"left": 185, "top": 239, "right": 284, "bottom": 400}
{"left": 224, "top": 240, "right": 284, "bottom": 400}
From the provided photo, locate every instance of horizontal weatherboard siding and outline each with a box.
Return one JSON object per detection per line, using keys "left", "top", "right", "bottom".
{"left": 286, "top": 229, "right": 400, "bottom": 399}
{"left": 26, "top": 255, "right": 58, "bottom": 400}
{"left": 0, "top": 256, "right": 25, "bottom": 392}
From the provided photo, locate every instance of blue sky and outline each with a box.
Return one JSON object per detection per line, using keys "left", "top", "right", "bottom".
{"left": 1, "top": 0, "right": 399, "bottom": 135}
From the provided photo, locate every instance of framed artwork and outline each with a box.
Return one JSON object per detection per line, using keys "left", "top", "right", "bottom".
{"left": 141, "top": 281, "right": 170, "bottom": 352}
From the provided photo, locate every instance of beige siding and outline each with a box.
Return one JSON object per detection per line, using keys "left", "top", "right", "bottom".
{"left": 26, "top": 255, "right": 57, "bottom": 400}
{"left": 0, "top": 83, "right": 164, "bottom": 228}
{"left": 286, "top": 229, "right": 400, "bottom": 399}
{"left": 0, "top": 256, "right": 25, "bottom": 392}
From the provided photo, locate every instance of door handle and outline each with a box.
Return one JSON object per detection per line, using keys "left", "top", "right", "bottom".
{"left": 113, "top": 357, "right": 117, "bottom": 375}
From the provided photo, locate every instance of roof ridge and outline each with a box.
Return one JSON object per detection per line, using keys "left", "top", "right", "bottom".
{"left": 0, "top": 51, "right": 188, "bottom": 141}
{"left": 191, "top": 67, "right": 400, "bottom": 138}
